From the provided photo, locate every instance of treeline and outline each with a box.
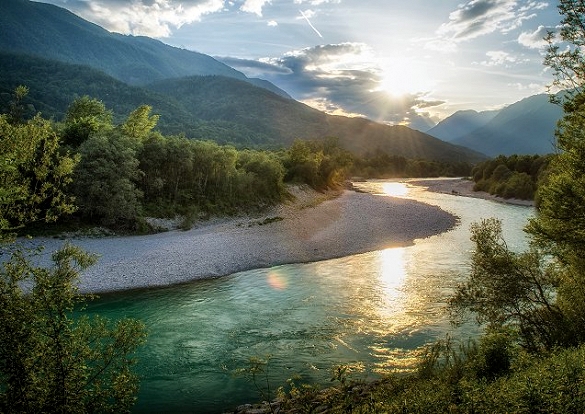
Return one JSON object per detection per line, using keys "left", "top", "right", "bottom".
{"left": 0, "top": 91, "right": 356, "bottom": 233}
{"left": 471, "top": 154, "right": 552, "bottom": 200}
{"left": 351, "top": 152, "right": 472, "bottom": 178}
{"left": 1, "top": 89, "right": 478, "bottom": 234}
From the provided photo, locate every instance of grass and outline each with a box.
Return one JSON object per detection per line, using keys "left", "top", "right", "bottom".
{"left": 236, "top": 337, "right": 585, "bottom": 413}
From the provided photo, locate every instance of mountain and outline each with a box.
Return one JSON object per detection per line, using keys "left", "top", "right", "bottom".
{"left": 0, "top": 52, "right": 484, "bottom": 162}
{"left": 430, "top": 94, "right": 563, "bottom": 156}
{"left": 0, "top": 0, "right": 289, "bottom": 99}
{"left": 427, "top": 109, "right": 500, "bottom": 142}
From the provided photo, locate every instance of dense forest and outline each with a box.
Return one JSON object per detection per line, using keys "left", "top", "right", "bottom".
{"left": 0, "top": 88, "right": 474, "bottom": 235}
{"left": 471, "top": 154, "right": 552, "bottom": 200}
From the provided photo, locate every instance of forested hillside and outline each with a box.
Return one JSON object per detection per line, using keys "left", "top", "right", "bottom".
{"left": 0, "top": 52, "right": 485, "bottom": 162}
{"left": 0, "top": 0, "right": 247, "bottom": 85}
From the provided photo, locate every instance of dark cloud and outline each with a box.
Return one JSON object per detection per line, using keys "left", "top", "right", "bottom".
{"left": 223, "top": 43, "right": 443, "bottom": 130}
{"left": 433, "top": 0, "right": 548, "bottom": 47}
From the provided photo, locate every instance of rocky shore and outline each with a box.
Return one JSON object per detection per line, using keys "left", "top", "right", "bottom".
{"left": 26, "top": 185, "right": 458, "bottom": 294}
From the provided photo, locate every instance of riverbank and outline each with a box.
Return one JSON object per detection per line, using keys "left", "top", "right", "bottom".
{"left": 27, "top": 185, "right": 457, "bottom": 294}
{"left": 408, "top": 178, "right": 535, "bottom": 207}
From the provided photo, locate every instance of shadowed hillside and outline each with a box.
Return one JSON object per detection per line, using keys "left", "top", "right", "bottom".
{"left": 0, "top": 0, "right": 289, "bottom": 99}
{"left": 0, "top": 52, "right": 484, "bottom": 162}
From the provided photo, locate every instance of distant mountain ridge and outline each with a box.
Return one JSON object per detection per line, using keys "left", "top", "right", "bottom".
{"left": 428, "top": 94, "right": 563, "bottom": 156}
{"left": 0, "top": 0, "right": 290, "bottom": 99}
{"left": 427, "top": 109, "right": 500, "bottom": 142}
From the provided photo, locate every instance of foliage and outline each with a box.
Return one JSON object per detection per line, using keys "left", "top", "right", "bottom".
{"left": 0, "top": 244, "right": 146, "bottom": 413}
{"left": 471, "top": 154, "right": 551, "bottom": 200}
{"left": 62, "top": 96, "right": 113, "bottom": 148}
{"left": 352, "top": 152, "right": 472, "bottom": 178}
{"left": 138, "top": 135, "right": 286, "bottom": 219}
{"left": 544, "top": 0, "right": 585, "bottom": 102}
{"left": 450, "top": 219, "right": 568, "bottom": 350}
{"left": 0, "top": 111, "right": 78, "bottom": 238}
{"left": 120, "top": 105, "right": 159, "bottom": 142}
{"left": 268, "top": 337, "right": 585, "bottom": 413}
{"left": 282, "top": 137, "right": 353, "bottom": 190}
{"left": 73, "top": 131, "right": 143, "bottom": 229}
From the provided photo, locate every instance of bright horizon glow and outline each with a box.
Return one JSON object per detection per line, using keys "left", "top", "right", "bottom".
{"left": 377, "top": 57, "right": 436, "bottom": 97}
{"left": 37, "top": 0, "right": 561, "bottom": 128}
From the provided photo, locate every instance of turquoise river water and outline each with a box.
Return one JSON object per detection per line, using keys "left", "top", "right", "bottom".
{"left": 82, "top": 180, "right": 534, "bottom": 413}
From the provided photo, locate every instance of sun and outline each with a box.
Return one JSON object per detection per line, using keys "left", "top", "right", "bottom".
{"left": 376, "top": 57, "right": 434, "bottom": 97}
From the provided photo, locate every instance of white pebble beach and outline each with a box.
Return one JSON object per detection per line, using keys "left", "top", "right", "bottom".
{"left": 25, "top": 185, "right": 458, "bottom": 294}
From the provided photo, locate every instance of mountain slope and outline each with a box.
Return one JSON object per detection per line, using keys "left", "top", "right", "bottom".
{"left": 427, "top": 109, "right": 500, "bottom": 142}
{"left": 0, "top": 0, "right": 286, "bottom": 98}
{"left": 147, "top": 76, "right": 486, "bottom": 161}
{"left": 0, "top": 52, "right": 484, "bottom": 162}
{"left": 451, "top": 94, "right": 563, "bottom": 156}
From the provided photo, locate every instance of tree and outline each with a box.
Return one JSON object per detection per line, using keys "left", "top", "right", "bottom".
{"left": 0, "top": 100, "right": 146, "bottom": 412}
{"left": 62, "top": 96, "right": 113, "bottom": 148}
{"left": 7, "top": 85, "right": 30, "bottom": 125}
{"left": 120, "top": 105, "right": 159, "bottom": 142}
{"left": 450, "top": 219, "right": 567, "bottom": 351}
{"left": 453, "top": 2, "right": 585, "bottom": 350}
{"left": 0, "top": 113, "right": 78, "bottom": 238}
{"left": 0, "top": 244, "right": 146, "bottom": 413}
{"left": 73, "top": 131, "right": 143, "bottom": 228}
{"left": 544, "top": 0, "right": 585, "bottom": 101}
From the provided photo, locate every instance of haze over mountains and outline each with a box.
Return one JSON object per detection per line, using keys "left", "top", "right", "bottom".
{"left": 0, "top": 0, "right": 559, "bottom": 161}
{"left": 426, "top": 94, "right": 563, "bottom": 156}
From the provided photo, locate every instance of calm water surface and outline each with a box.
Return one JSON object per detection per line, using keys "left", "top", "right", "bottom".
{"left": 83, "top": 180, "right": 534, "bottom": 413}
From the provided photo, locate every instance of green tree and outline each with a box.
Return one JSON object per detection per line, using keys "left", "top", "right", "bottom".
{"left": 73, "top": 132, "right": 143, "bottom": 228}
{"left": 0, "top": 244, "right": 146, "bottom": 413}
{"left": 450, "top": 219, "right": 565, "bottom": 351}
{"left": 544, "top": 0, "right": 585, "bottom": 100}
{"left": 62, "top": 96, "right": 113, "bottom": 148}
{"left": 120, "top": 105, "right": 159, "bottom": 142}
{"left": 0, "top": 114, "right": 78, "bottom": 237}
{"left": 0, "top": 101, "right": 146, "bottom": 413}
{"left": 7, "top": 85, "right": 30, "bottom": 125}
{"left": 453, "top": 2, "right": 585, "bottom": 351}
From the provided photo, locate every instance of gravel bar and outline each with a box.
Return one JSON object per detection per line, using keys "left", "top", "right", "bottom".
{"left": 27, "top": 189, "right": 458, "bottom": 294}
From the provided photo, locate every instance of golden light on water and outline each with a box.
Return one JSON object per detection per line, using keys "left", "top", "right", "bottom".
{"left": 381, "top": 182, "right": 408, "bottom": 197}
{"left": 377, "top": 247, "right": 407, "bottom": 315}
{"left": 267, "top": 271, "right": 288, "bottom": 290}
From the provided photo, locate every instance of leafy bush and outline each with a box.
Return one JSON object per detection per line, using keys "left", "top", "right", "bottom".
{"left": 471, "top": 154, "right": 551, "bottom": 200}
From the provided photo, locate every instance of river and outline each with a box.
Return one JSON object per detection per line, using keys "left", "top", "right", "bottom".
{"left": 82, "top": 179, "right": 534, "bottom": 413}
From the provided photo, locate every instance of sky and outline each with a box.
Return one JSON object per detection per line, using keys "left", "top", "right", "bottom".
{"left": 37, "top": 0, "right": 563, "bottom": 130}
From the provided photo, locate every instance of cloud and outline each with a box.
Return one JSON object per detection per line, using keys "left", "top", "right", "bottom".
{"left": 43, "top": 0, "right": 225, "bottom": 37}
{"left": 518, "top": 25, "right": 556, "bottom": 49}
{"left": 220, "top": 43, "right": 443, "bottom": 129}
{"left": 429, "top": 0, "right": 548, "bottom": 51}
{"left": 482, "top": 50, "right": 517, "bottom": 66}
{"left": 294, "top": 0, "right": 341, "bottom": 5}
{"left": 240, "top": 0, "right": 271, "bottom": 16}
{"left": 217, "top": 56, "right": 294, "bottom": 77}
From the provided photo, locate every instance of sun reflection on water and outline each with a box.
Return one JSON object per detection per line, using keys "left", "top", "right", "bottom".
{"left": 377, "top": 247, "right": 407, "bottom": 315}
{"left": 266, "top": 270, "right": 288, "bottom": 290}
{"left": 381, "top": 182, "right": 409, "bottom": 197}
